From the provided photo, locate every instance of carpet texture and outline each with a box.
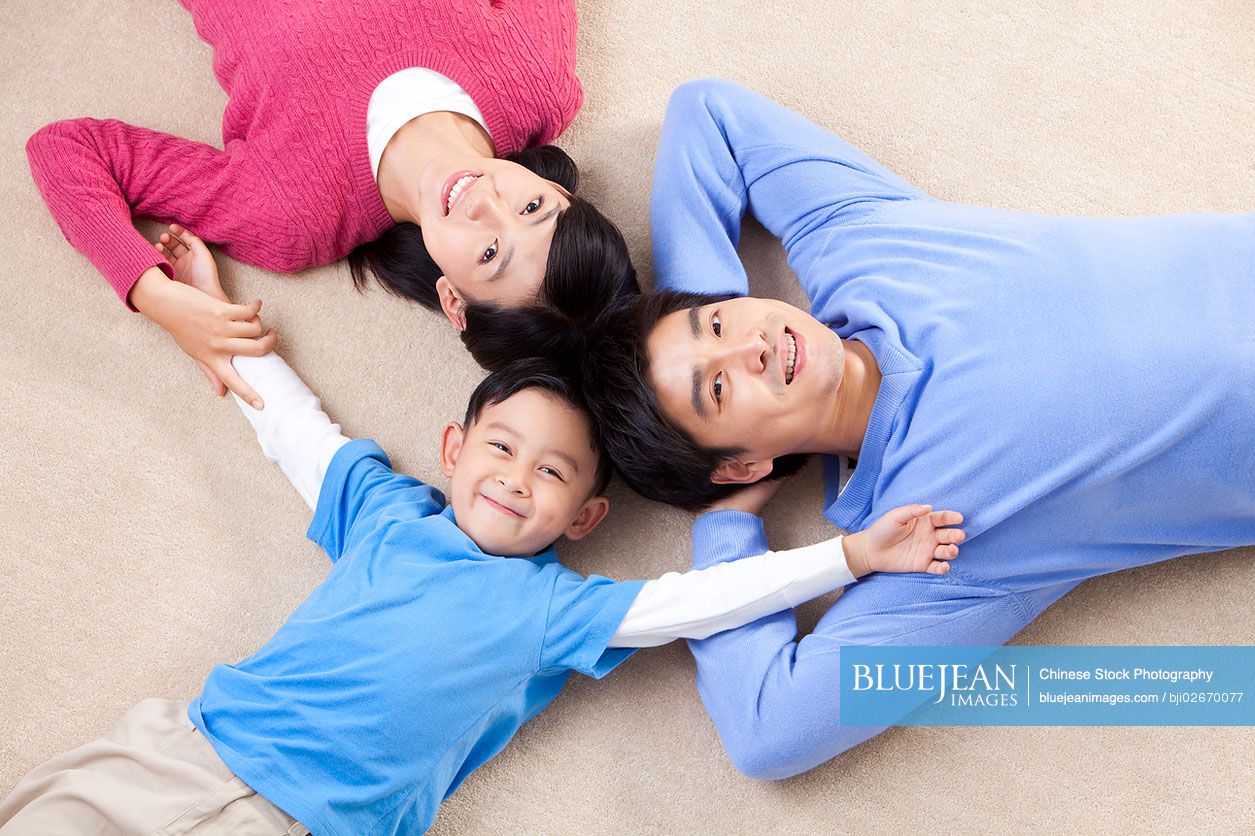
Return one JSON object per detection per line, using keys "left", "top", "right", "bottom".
{"left": 1, "top": 1, "right": 1252, "bottom": 832}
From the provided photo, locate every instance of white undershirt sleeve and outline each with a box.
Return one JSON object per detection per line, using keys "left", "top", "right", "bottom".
{"left": 229, "top": 353, "right": 351, "bottom": 511}
{"left": 608, "top": 535, "right": 857, "bottom": 648}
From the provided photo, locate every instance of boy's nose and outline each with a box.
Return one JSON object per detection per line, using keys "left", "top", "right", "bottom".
{"left": 496, "top": 471, "right": 529, "bottom": 496}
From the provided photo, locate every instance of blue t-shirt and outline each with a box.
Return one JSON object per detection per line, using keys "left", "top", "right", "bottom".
{"left": 188, "top": 439, "right": 644, "bottom": 835}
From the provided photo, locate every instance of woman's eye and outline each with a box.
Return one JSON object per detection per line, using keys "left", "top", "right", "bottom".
{"left": 713, "top": 373, "right": 724, "bottom": 404}
{"left": 523, "top": 197, "right": 543, "bottom": 215}
{"left": 481, "top": 242, "right": 498, "bottom": 263}
{"left": 712, "top": 314, "right": 722, "bottom": 337}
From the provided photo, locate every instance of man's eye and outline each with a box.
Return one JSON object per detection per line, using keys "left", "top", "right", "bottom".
{"left": 712, "top": 314, "right": 722, "bottom": 337}
{"left": 523, "top": 197, "right": 543, "bottom": 215}
{"left": 481, "top": 242, "right": 498, "bottom": 263}
{"left": 713, "top": 373, "right": 724, "bottom": 404}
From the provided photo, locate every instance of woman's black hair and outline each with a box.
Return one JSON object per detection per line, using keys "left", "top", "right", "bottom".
{"left": 347, "top": 144, "right": 637, "bottom": 317}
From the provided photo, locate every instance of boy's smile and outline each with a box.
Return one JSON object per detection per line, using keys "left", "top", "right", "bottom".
{"left": 440, "top": 388, "right": 609, "bottom": 556}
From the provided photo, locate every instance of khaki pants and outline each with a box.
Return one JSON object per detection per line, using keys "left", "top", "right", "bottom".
{"left": 0, "top": 698, "right": 308, "bottom": 836}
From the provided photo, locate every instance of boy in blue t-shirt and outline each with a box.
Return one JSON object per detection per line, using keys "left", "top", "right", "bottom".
{"left": 0, "top": 227, "right": 968, "bottom": 835}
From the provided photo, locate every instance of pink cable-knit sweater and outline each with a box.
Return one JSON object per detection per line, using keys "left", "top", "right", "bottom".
{"left": 26, "top": 0, "right": 583, "bottom": 307}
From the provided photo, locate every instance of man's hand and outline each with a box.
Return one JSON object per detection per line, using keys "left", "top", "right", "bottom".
{"left": 705, "top": 477, "right": 786, "bottom": 516}
{"left": 131, "top": 224, "right": 277, "bottom": 408}
{"left": 843, "top": 505, "right": 965, "bottom": 578}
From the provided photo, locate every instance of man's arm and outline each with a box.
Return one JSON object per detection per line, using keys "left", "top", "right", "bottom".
{"left": 685, "top": 511, "right": 1030, "bottom": 779}
{"left": 650, "top": 78, "right": 926, "bottom": 296}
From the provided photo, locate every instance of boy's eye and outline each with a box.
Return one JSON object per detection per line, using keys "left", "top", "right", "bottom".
{"left": 490, "top": 441, "right": 510, "bottom": 454}
{"left": 539, "top": 466, "right": 565, "bottom": 481}
{"left": 481, "top": 242, "right": 498, "bottom": 263}
{"left": 711, "top": 313, "right": 722, "bottom": 337}
{"left": 523, "top": 197, "right": 543, "bottom": 215}
{"left": 713, "top": 372, "right": 724, "bottom": 404}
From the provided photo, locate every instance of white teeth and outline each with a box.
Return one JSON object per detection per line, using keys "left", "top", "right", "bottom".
{"left": 785, "top": 333, "right": 797, "bottom": 384}
{"left": 447, "top": 174, "right": 477, "bottom": 211}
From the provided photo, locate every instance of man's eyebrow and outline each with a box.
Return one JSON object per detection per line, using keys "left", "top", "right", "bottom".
{"left": 691, "top": 366, "right": 707, "bottom": 420}
{"left": 687, "top": 306, "right": 702, "bottom": 338}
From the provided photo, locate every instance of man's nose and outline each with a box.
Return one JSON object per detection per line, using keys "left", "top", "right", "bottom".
{"left": 713, "top": 330, "right": 768, "bottom": 374}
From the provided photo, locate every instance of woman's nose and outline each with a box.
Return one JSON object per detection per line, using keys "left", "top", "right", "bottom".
{"left": 465, "top": 183, "right": 505, "bottom": 222}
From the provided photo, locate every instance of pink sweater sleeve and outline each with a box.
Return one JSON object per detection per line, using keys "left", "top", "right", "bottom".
{"left": 27, "top": 118, "right": 303, "bottom": 308}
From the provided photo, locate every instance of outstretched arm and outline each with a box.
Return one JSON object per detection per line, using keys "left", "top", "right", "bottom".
{"left": 153, "top": 225, "right": 348, "bottom": 510}
{"left": 650, "top": 78, "right": 926, "bottom": 296}
{"left": 684, "top": 511, "right": 1026, "bottom": 780}
{"left": 610, "top": 501, "right": 964, "bottom": 648}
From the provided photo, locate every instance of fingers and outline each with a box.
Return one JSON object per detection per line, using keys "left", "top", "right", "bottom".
{"left": 889, "top": 503, "right": 932, "bottom": 525}
{"left": 226, "top": 298, "right": 264, "bottom": 321}
{"left": 925, "top": 559, "right": 952, "bottom": 575}
{"left": 159, "top": 229, "right": 190, "bottom": 260}
{"left": 215, "top": 362, "right": 264, "bottom": 411}
{"left": 929, "top": 509, "right": 964, "bottom": 527}
{"left": 226, "top": 329, "right": 278, "bottom": 357}
{"left": 935, "top": 527, "right": 966, "bottom": 546}
{"left": 934, "top": 544, "right": 959, "bottom": 561}
{"left": 196, "top": 360, "right": 227, "bottom": 397}
{"left": 225, "top": 317, "right": 265, "bottom": 339}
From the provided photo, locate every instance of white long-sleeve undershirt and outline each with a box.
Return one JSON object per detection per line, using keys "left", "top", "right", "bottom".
{"left": 229, "top": 353, "right": 857, "bottom": 649}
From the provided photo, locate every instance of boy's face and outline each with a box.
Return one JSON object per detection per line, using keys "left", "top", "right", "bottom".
{"left": 440, "top": 388, "right": 609, "bottom": 556}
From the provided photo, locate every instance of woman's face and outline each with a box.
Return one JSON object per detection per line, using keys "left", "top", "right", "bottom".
{"left": 416, "top": 156, "right": 570, "bottom": 323}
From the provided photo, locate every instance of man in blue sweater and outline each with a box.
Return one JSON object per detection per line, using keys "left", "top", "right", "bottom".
{"left": 582, "top": 79, "right": 1255, "bottom": 779}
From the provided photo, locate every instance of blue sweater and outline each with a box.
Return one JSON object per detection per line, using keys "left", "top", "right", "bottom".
{"left": 651, "top": 79, "right": 1255, "bottom": 779}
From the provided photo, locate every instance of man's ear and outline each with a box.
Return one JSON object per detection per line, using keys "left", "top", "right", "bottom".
{"left": 435, "top": 276, "right": 467, "bottom": 332}
{"left": 710, "top": 457, "right": 774, "bottom": 485}
{"left": 439, "top": 421, "right": 466, "bottom": 478}
{"left": 564, "top": 496, "right": 610, "bottom": 541}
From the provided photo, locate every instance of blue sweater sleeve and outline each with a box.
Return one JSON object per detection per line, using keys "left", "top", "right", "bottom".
{"left": 688, "top": 509, "right": 1032, "bottom": 780}
{"left": 651, "top": 78, "right": 925, "bottom": 296}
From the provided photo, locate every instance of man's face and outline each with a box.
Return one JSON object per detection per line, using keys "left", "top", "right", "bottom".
{"left": 645, "top": 297, "right": 845, "bottom": 478}
{"left": 441, "top": 388, "right": 608, "bottom": 556}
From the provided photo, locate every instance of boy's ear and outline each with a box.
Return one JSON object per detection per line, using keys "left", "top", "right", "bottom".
{"left": 563, "top": 496, "right": 610, "bottom": 542}
{"left": 435, "top": 276, "right": 468, "bottom": 332}
{"left": 439, "top": 421, "right": 466, "bottom": 478}
{"left": 710, "top": 457, "right": 774, "bottom": 485}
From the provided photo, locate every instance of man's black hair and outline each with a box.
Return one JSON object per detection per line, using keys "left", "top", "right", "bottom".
{"left": 580, "top": 291, "right": 810, "bottom": 511}
{"left": 464, "top": 358, "right": 614, "bottom": 497}
{"left": 347, "top": 145, "right": 638, "bottom": 327}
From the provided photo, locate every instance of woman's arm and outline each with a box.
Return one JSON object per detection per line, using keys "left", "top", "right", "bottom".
{"left": 650, "top": 78, "right": 926, "bottom": 296}
{"left": 27, "top": 118, "right": 302, "bottom": 306}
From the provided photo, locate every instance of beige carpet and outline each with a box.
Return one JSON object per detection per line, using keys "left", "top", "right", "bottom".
{"left": 2, "top": 1, "right": 1252, "bottom": 832}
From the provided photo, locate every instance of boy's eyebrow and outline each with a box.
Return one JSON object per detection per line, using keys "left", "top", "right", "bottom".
{"left": 485, "top": 421, "right": 581, "bottom": 473}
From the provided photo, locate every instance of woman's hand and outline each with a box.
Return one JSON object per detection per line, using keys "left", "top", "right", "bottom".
{"left": 843, "top": 505, "right": 966, "bottom": 578}
{"left": 131, "top": 225, "right": 276, "bottom": 408}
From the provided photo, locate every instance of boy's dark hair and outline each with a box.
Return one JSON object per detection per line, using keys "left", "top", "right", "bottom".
{"left": 348, "top": 145, "right": 638, "bottom": 328}
{"left": 464, "top": 359, "right": 614, "bottom": 497}
{"left": 580, "top": 291, "right": 810, "bottom": 511}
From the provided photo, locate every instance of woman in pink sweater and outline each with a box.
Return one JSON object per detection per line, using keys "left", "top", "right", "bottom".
{"left": 26, "top": 0, "right": 636, "bottom": 407}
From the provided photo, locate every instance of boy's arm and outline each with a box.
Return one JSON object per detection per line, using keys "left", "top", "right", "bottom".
{"left": 608, "top": 531, "right": 854, "bottom": 648}
{"left": 230, "top": 353, "right": 351, "bottom": 511}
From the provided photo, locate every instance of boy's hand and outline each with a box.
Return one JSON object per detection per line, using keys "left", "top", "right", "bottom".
{"left": 133, "top": 224, "right": 277, "bottom": 408}
{"left": 843, "top": 505, "right": 965, "bottom": 578}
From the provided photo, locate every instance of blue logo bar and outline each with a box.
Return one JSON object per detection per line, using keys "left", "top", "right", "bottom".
{"left": 840, "top": 646, "right": 1255, "bottom": 726}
